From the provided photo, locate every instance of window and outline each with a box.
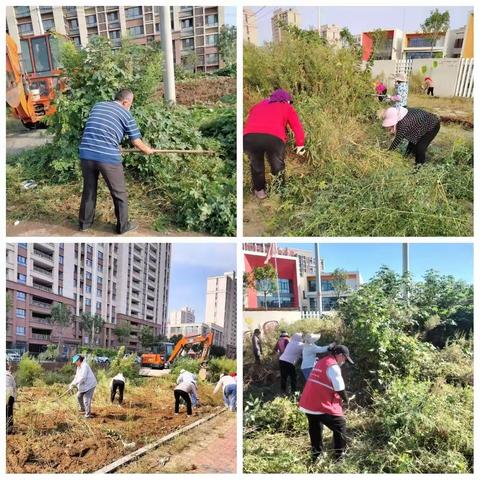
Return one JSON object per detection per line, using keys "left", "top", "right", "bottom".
{"left": 59, "top": 287, "right": 63, "bottom": 295}
{"left": 43, "top": 19, "right": 55, "bottom": 31}
{"left": 18, "top": 22, "right": 34, "bottom": 35}
{"left": 72, "top": 37, "right": 81, "bottom": 47}
{"left": 182, "top": 38, "right": 194, "bottom": 50}
{"left": 86, "top": 285, "right": 92, "bottom": 293}
{"left": 98, "top": 251, "right": 103, "bottom": 260}
{"left": 68, "top": 19, "right": 79, "bottom": 31}
{"left": 85, "top": 298, "right": 91, "bottom": 306}
{"left": 16, "top": 326, "right": 26, "bottom": 336}
{"left": 17, "top": 255, "right": 27, "bottom": 265}
{"left": 206, "top": 14, "right": 218, "bottom": 26}
{"left": 128, "top": 25, "right": 144, "bottom": 37}
{"left": 19, "top": 243, "right": 28, "bottom": 248}
{"left": 15, "top": 7, "right": 30, "bottom": 17}
{"left": 96, "top": 302, "right": 102, "bottom": 310}
{"left": 125, "top": 7, "right": 142, "bottom": 18}
{"left": 86, "top": 272, "right": 92, "bottom": 280}
{"left": 16, "top": 291, "right": 27, "bottom": 301}
{"left": 181, "top": 19, "right": 193, "bottom": 29}
{"left": 86, "top": 15, "right": 97, "bottom": 26}
{"left": 18, "top": 273, "right": 27, "bottom": 284}
{"left": 59, "top": 255, "right": 64, "bottom": 265}
{"left": 109, "top": 30, "right": 121, "bottom": 40}
{"left": 454, "top": 38, "right": 464, "bottom": 49}
{"left": 97, "top": 276, "right": 103, "bottom": 284}
{"left": 97, "top": 288, "right": 102, "bottom": 297}
{"left": 86, "top": 259, "right": 92, "bottom": 267}
{"left": 98, "top": 265, "right": 103, "bottom": 272}
{"left": 16, "top": 308, "right": 26, "bottom": 318}
{"left": 87, "top": 245, "right": 93, "bottom": 254}
{"left": 107, "top": 11, "right": 119, "bottom": 22}
{"left": 206, "top": 53, "right": 219, "bottom": 65}
{"left": 206, "top": 34, "right": 218, "bottom": 46}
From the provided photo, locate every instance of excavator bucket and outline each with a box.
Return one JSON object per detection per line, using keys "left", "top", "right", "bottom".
{"left": 6, "top": 85, "right": 21, "bottom": 109}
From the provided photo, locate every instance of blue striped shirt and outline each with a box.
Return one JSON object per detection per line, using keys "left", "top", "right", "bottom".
{"left": 79, "top": 101, "right": 141, "bottom": 163}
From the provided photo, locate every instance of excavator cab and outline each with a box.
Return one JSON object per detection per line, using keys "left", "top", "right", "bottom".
{"left": 6, "top": 33, "right": 66, "bottom": 128}
{"left": 140, "top": 342, "right": 174, "bottom": 369}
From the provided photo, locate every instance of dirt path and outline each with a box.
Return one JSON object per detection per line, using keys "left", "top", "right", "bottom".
{"left": 119, "top": 411, "right": 236, "bottom": 473}
{"left": 6, "top": 219, "right": 204, "bottom": 237}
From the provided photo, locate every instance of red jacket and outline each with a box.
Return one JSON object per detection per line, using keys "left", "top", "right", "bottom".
{"left": 244, "top": 100, "right": 305, "bottom": 146}
{"left": 299, "top": 355, "right": 343, "bottom": 416}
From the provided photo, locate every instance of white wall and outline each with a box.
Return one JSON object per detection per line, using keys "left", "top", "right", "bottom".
{"left": 243, "top": 310, "right": 302, "bottom": 332}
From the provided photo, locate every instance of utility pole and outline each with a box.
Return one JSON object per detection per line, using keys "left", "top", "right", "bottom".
{"left": 32, "top": 6, "right": 45, "bottom": 35}
{"left": 402, "top": 243, "right": 409, "bottom": 276}
{"left": 315, "top": 243, "right": 323, "bottom": 315}
{"left": 159, "top": 6, "right": 176, "bottom": 105}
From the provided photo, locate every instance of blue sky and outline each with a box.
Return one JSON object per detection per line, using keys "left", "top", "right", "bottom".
{"left": 250, "top": 6, "right": 472, "bottom": 44}
{"left": 225, "top": 6, "right": 236, "bottom": 26}
{"left": 168, "top": 243, "right": 236, "bottom": 323}
{"left": 279, "top": 243, "right": 473, "bottom": 283}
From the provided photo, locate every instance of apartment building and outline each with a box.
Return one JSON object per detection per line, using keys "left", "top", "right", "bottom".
{"left": 271, "top": 8, "right": 300, "bottom": 43}
{"left": 169, "top": 306, "right": 195, "bottom": 324}
{"left": 166, "top": 321, "right": 224, "bottom": 348}
{"left": 243, "top": 8, "right": 258, "bottom": 45}
{"left": 319, "top": 24, "right": 342, "bottom": 47}
{"left": 6, "top": 5, "right": 226, "bottom": 72}
{"left": 205, "top": 272, "right": 236, "bottom": 356}
{"left": 6, "top": 243, "right": 170, "bottom": 354}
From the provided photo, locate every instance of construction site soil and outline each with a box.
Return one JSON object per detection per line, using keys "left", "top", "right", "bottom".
{"left": 7, "top": 381, "right": 223, "bottom": 473}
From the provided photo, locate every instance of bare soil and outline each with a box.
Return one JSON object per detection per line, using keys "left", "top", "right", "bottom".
{"left": 7, "top": 379, "right": 223, "bottom": 473}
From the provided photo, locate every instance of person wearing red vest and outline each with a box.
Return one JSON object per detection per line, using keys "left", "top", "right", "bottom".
{"left": 299, "top": 345, "right": 354, "bottom": 461}
{"left": 243, "top": 89, "right": 305, "bottom": 200}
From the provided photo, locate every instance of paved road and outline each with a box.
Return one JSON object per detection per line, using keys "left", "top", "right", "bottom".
{"left": 119, "top": 411, "right": 237, "bottom": 473}
{"left": 6, "top": 122, "right": 52, "bottom": 157}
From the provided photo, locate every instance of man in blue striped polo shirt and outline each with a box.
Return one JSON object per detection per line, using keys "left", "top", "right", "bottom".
{"left": 79, "top": 89, "right": 154, "bottom": 234}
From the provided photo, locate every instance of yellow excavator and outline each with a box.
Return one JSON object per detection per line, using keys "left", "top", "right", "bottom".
{"left": 141, "top": 332, "right": 214, "bottom": 370}
{"left": 6, "top": 32, "right": 66, "bottom": 129}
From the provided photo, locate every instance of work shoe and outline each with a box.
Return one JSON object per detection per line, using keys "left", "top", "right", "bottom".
{"left": 78, "top": 409, "right": 85, "bottom": 413}
{"left": 118, "top": 221, "right": 138, "bottom": 235}
{"left": 254, "top": 189, "right": 267, "bottom": 200}
{"left": 79, "top": 225, "right": 91, "bottom": 232}
{"left": 84, "top": 414, "right": 93, "bottom": 419}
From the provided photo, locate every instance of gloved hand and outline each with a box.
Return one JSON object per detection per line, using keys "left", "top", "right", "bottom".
{"left": 295, "top": 146, "right": 305, "bottom": 156}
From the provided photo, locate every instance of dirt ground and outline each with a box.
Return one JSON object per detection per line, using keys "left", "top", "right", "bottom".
{"left": 119, "top": 411, "right": 236, "bottom": 473}
{"left": 6, "top": 379, "right": 223, "bottom": 473}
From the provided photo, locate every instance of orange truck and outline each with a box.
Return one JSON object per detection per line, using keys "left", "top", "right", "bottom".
{"left": 6, "top": 32, "right": 65, "bottom": 129}
{"left": 141, "top": 332, "right": 214, "bottom": 370}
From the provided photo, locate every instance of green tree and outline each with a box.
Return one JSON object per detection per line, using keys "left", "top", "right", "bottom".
{"left": 218, "top": 25, "right": 237, "bottom": 67}
{"left": 330, "top": 268, "right": 350, "bottom": 301}
{"left": 421, "top": 9, "right": 450, "bottom": 56}
{"left": 112, "top": 322, "right": 132, "bottom": 346}
{"left": 140, "top": 326, "right": 156, "bottom": 349}
{"left": 370, "top": 29, "right": 390, "bottom": 62}
{"left": 250, "top": 264, "right": 278, "bottom": 310}
{"left": 49, "top": 302, "right": 74, "bottom": 354}
{"left": 80, "top": 313, "right": 105, "bottom": 347}
{"left": 340, "top": 27, "right": 355, "bottom": 48}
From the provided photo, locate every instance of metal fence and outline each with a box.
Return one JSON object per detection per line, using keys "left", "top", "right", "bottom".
{"left": 454, "top": 58, "right": 474, "bottom": 98}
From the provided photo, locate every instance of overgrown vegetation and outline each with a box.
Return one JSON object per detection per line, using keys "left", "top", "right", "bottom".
{"left": 8, "top": 36, "right": 236, "bottom": 235}
{"left": 243, "top": 268, "right": 473, "bottom": 473}
{"left": 243, "top": 33, "right": 473, "bottom": 236}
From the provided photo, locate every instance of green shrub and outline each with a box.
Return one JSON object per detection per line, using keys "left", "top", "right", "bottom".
{"left": 208, "top": 356, "right": 236, "bottom": 382}
{"left": 38, "top": 344, "right": 59, "bottom": 362}
{"left": 16, "top": 354, "right": 44, "bottom": 387}
{"left": 170, "top": 357, "right": 201, "bottom": 377}
{"left": 107, "top": 346, "right": 139, "bottom": 380}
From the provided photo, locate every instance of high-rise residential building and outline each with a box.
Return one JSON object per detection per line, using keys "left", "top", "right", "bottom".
{"left": 271, "top": 8, "right": 300, "bottom": 43}
{"left": 205, "top": 271, "right": 236, "bottom": 355}
{"left": 6, "top": 243, "right": 170, "bottom": 355}
{"left": 6, "top": 5, "right": 226, "bottom": 72}
{"left": 169, "top": 306, "right": 195, "bottom": 324}
{"left": 319, "top": 24, "right": 342, "bottom": 47}
{"left": 243, "top": 8, "right": 258, "bottom": 45}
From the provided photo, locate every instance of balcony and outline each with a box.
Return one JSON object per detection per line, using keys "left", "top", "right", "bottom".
{"left": 31, "top": 299, "right": 52, "bottom": 309}
{"left": 33, "top": 265, "right": 53, "bottom": 277}
{"left": 33, "top": 248, "right": 53, "bottom": 262}
{"left": 64, "top": 6, "right": 77, "bottom": 17}
{"left": 31, "top": 316, "right": 51, "bottom": 325}
{"left": 31, "top": 333, "right": 51, "bottom": 341}
{"left": 181, "top": 28, "right": 194, "bottom": 38}
{"left": 32, "top": 282, "right": 53, "bottom": 293}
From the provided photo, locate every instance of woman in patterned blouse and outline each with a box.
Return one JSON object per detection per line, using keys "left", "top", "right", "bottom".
{"left": 382, "top": 106, "right": 440, "bottom": 165}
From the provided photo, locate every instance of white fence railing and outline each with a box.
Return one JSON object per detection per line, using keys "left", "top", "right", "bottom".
{"left": 454, "top": 58, "right": 474, "bottom": 98}
{"left": 301, "top": 310, "right": 336, "bottom": 319}
{"left": 395, "top": 59, "right": 413, "bottom": 76}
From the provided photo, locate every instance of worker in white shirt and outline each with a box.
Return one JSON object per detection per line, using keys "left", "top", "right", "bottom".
{"left": 213, "top": 373, "right": 237, "bottom": 411}
{"left": 176, "top": 369, "right": 198, "bottom": 407}
{"left": 68, "top": 354, "right": 97, "bottom": 418}
{"left": 174, "top": 380, "right": 197, "bottom": 416}
{"left": 301, "top": 334, "right": 336, "bottom": 380}
{"left": 110, "top": 372, "right": 126, "bottom": 404}
{"left": 6, "top": 362, "right": 17, "bottom": 434}
{"left": 278, "top": 333, "right": 304, "bottom": 394}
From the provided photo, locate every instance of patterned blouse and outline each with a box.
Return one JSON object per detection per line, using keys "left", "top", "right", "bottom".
{"left": 393, "top": 81, "right": 409, "bottom": 108}
{"left": 389, "top": 108, "right": 440, "bottom": 151}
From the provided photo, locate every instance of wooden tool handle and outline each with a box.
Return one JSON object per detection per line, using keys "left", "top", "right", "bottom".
{"left": 121, "top": 148, "right": 215, "bottom": 155}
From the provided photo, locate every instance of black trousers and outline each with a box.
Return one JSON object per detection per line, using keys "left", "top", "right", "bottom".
{"left": 427, "top": 87, "right": 434, "bottom": 96}
{"left": 6, "top": 397, "right": 14, "bottom": 434}
{"left": 79, "top": 159, "right": 129, "bottom": 233}
{"left": 279, "top": 360, "right": 296, "bottom": 393}
{"left": 306, "top": 413, "right": 347, "bottom": 459}
{"left": 110, "top": 380, "right": 125, "bottom": 404}
{"left": 407, "top": 121, "right": 440, "bottom": 165}
{"left": 244, "top": 133, "right": 286, "bottom": 191}
{"left": 174, "top": 389, "right": 192, "bottom": 415}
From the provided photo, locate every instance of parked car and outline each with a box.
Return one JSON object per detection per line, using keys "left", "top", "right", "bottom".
{"left": 94, "top": 356, "right": 111, "bottom": 366}
{"left": 6, "top": 352, "right": 21, "bottom": 363}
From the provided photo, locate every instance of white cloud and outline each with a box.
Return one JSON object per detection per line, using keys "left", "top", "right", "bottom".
{"left": 172, "top": 243, "right": 236, "bottom": 272}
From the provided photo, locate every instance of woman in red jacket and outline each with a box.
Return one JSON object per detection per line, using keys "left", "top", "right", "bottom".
{"left": 244, "top": 89, "right": 305, "bottom": 199}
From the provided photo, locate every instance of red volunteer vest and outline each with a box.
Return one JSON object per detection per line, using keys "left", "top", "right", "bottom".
{"left": 299, "top": 354, "right": 343, "bottom": 416}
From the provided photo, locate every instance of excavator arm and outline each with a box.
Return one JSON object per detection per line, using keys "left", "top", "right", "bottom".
{"left": 168, "top": 332, "right": 214, "bottom": 364}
